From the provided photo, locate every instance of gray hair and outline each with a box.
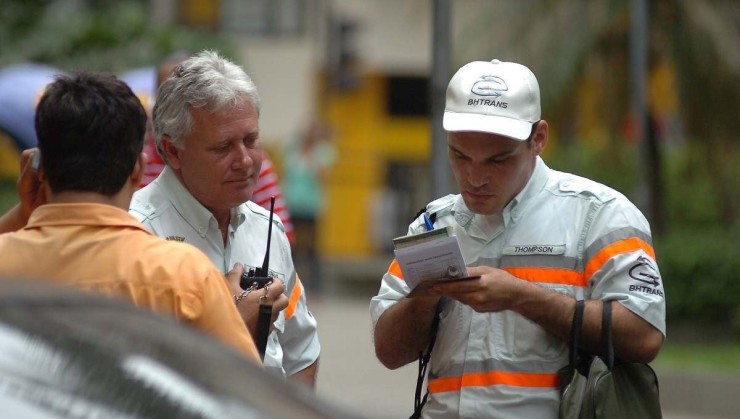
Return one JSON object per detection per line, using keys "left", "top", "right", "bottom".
{"left": 152, "top": 50, "right": 261, "bottom": 159}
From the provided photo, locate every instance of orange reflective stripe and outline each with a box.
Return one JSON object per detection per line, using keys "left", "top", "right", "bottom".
{"left": 387, "top": 259, "right": 404, "bottom": 279}
{"left": 285, "top": 275, "right": 303, "bottom": 320}
{"left": 584, "top": 237, "right": 655, "bottom": 282}
{"left": 429, "top": 371, "right": 559, "bottom": 394}
{"left": 503, "top": 267, "right": 586, "bottom": 287}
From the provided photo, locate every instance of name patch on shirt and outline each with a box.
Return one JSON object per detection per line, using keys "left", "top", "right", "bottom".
{"left": 503, "top": 244, "right": 565, "bottom": 256}
{"left": 166, "top": 235, "right": 185, "bottom": 242}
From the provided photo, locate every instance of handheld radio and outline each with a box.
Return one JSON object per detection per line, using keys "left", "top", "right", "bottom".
{"left": 240, "top": 196, "right": 276, "bottom": 290}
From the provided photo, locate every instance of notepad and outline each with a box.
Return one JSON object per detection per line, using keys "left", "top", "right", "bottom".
{"left": 392, "top": 226, "right": 468, "bottom": 292}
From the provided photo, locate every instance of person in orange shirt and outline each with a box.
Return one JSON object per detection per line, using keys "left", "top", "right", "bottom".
{"left": 0, "top": 72, "right": 283, "bottom": 363}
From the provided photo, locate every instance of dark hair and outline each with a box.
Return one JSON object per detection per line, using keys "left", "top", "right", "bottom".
{"left": 35, "top": 72, "right": 146, "bottom": 196}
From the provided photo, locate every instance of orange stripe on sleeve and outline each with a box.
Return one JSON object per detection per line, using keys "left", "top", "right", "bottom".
{"left": 503, "top": 267, "right": 586, "bottom": 287}
{"left": 285, "top": 274, "right": 303, "bottom": 320}
{"left": 387, "top": 259, "right": 404, "bottom": 279}
{"left": 584, "top": 237, "right": 655, "bottom": 282}
{"left": 429, "top": 371, "right": 559, "bottom": 394}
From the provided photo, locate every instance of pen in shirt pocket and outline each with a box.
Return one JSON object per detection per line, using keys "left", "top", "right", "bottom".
{"left": 423, "top": 213, "right": 434, "bottom": 231}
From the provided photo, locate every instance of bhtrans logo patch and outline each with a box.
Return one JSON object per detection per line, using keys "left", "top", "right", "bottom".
{"left": 628, "top": 256, "right": 663, "bottom": 297}
{"left": 468, "top": 75, "right": 509, "bottom": 108}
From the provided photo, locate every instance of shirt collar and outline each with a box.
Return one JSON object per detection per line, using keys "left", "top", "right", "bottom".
{"left": 452, "top": 156, "right": 550, "bottom": 241}
{"left": 26, "top": 203, "right": 149, "bottom": 232}
{"left": 157, "top": 166, "right": 247, "bottom": 237}
{"left": 504, "top": 156, "right": 549, "bottom": 224}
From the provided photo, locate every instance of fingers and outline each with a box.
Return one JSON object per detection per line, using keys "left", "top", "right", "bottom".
{"left": 429, "top": 277, "right": 481, "bottom": 296}
{"left": 17, "top": 148, "right": 43, "bottom": 221}
{"left": 272, "top": 294, "right": 289, "bottom": 315}
{"left": 466, "top": 266, "right": 490, "bottom": 276}
{"left": 226, "top": 263, "right": 245, "bottom": 290}
{"left": 266, "top": 278, "right": 285, "bottom": 299}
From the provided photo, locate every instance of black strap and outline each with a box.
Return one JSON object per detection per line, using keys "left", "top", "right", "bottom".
{"left": 255, "top": 303, "right": 273, "bottom": 361}
{"left": 567, "top": 299, "right": 585, "bottom": 368}
{"left": 412, "top": 207, "right": 437, "bottom": 224}
{"left": 601, "top": 300, "right": 615, "bottom": 370}
{"left": 410, "top": 298, "right": 444, "bottom": 419}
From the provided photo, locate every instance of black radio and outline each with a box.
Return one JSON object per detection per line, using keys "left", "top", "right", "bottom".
{"left": 240, "top": 196, "right": 276, "bottom": 291}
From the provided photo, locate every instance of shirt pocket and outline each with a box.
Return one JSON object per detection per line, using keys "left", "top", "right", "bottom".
{"left": 492, "top": 312, "right": 566, "bottom": 362}
{"left": 514, "top": 284, "right": 571, "bottom": 360}
{"left": 512, "top": 313, "right": 567, "bottom": 361}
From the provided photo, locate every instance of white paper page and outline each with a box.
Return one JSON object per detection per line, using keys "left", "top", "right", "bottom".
{"left": 393, "top": 235, "right": 468, "bottom": 290}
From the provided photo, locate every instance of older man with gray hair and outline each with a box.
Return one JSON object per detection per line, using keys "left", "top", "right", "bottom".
{"left": 131, "top": 50, "right": 320, "bottom": 386}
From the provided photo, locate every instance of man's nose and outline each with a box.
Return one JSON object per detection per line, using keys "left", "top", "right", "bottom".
{"left": 232, "top": 145, "right": 253, "bottom": 169}
{"left": 468, "top": 165, "right": 489, "bottom": 187}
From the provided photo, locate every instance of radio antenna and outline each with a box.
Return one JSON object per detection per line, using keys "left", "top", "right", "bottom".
{"left": 256, "top": 196, "right": 275, "bottom": 277}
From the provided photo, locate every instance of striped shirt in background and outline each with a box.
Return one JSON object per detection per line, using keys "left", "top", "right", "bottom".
{"left": 139, "top": 140, "right": 295, "bottom": 244}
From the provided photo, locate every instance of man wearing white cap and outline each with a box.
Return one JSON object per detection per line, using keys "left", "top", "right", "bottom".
{"left": 371, "top": 59, "right": 665, "bottom": 418}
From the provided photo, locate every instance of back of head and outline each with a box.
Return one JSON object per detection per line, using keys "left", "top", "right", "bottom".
{"left": 153, "top": 50, "right": 261, "bottom": 150}
{"left": 35, "top": 72, "right": 146, "bottom": 196}
{"left": 443, "top": 59, "right": 541, "bottom": 141}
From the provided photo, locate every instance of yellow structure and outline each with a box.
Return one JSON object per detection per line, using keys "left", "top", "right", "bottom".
{"left": 320, "top": 73, "right": 430, "bottom": 257}
{"left": 0, "top": 133, "right": 21, "bottom": 179}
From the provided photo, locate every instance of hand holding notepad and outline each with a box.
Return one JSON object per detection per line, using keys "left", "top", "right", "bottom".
{"left": 393, "top": 226, "right": 476, "bottom": 297}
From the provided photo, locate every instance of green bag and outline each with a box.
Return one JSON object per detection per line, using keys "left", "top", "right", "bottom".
{"left": 558, "top": 300, "right": 662, "bottom": 419}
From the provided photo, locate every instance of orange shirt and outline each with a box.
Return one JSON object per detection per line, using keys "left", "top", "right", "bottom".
{"left": 0, "top": 203, "right": 259, "bottom": 362}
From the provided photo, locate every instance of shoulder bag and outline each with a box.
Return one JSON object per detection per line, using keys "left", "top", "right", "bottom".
{"left": 558, "top": 300, "right": 663, "bottom": 419}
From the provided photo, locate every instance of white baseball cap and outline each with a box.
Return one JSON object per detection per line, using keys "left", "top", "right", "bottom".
{"left": 443, "top": 59, "right": 541, "bottom": 140}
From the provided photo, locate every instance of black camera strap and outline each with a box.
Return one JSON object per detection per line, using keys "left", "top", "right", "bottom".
{"left": 410, "top": 298, "right": 445, "bottom": 419}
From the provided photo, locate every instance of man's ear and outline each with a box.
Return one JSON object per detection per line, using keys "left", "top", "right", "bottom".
{"left": 131, "top": 152, "right": 147, "bottom": 187}
{"left": 160, "top": 135, "right": 182, "bottom": 169}
{"left": 532, "top": 120, "right": 549, "bottom": 156}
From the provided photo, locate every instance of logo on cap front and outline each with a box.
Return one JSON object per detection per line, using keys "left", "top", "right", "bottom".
{"left": 471, "top": 75, "right": 507, "bottom": 98}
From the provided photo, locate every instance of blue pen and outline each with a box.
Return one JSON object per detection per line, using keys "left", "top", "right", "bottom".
{"left": 423, "top": 213, "right": 434, "bottom": 231}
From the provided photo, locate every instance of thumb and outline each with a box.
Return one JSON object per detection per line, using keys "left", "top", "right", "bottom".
{"left": 226, "top": 263, "right": 245, "bottom": 287}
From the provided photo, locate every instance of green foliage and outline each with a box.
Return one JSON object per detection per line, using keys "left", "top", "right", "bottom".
{"left": 546, "top": 137, "right": 639, "bottom": 201}
{"left": 547, "top": 137, "right": 739, "bottom": 339}
{"left": 656, "top": 226, "right": 740, "bottom": 329}
{"left": 655, "top": 342, "right": 740, "bottom": 375}
{"left": 0, "top": 0, "right": 237, "bottom": 73}
{"left": 661, "top": 144, "right": 724, "bottom": 226}
{"left": 0, "top": 179, "right": 17, "bottom": 214}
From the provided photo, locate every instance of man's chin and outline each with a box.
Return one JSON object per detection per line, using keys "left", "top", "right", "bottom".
{"left": 223, "top": 188, "right": 254, "bottom": 207}
{"left": 462, "top": 196, "right": 498, "bottom": 215}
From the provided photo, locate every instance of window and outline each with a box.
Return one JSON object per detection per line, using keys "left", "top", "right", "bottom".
{"left": 219, "top": 0, "right": 306, "bottom": 36}
{"left": 386, "top": 75, "right": 430, "bottom": 117}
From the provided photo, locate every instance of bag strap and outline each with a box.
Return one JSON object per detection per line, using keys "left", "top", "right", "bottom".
{"left": 601, "top": 300, "right": 615, "bottom": 370}
{"left": 568, "top": 299, "right": 586, "bottom": 368}
{"left": 410, "top": 298, "right": 445, "bottom": 419}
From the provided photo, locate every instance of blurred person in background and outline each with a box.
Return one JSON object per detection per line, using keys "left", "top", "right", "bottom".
{"left": 372, "top": 59, "right": 665, "bottom": 418}
{"left": 130, "top": 50, "right": 320, "bottom": 387}
{"left": 138, "top": 51, "right": 295, "bottom": 243}
{"left": 282, "top": 120, "right": 336, "bottom": 293}
{"left": 0, "top": 72, "right": 262, "bottom": 363}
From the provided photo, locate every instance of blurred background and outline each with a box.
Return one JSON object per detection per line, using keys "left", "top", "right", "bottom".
{"left": 0, "top": 1, "right": 738, "bottom": 418}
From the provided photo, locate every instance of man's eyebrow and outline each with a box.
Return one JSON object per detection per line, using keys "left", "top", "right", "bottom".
{"left": 449, "top": 143, "right": 515, "bottom": 160}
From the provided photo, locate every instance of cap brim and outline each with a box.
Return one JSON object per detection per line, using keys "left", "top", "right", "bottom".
{"left": 443, "top": 112, "right": 533, "bottom": 140}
